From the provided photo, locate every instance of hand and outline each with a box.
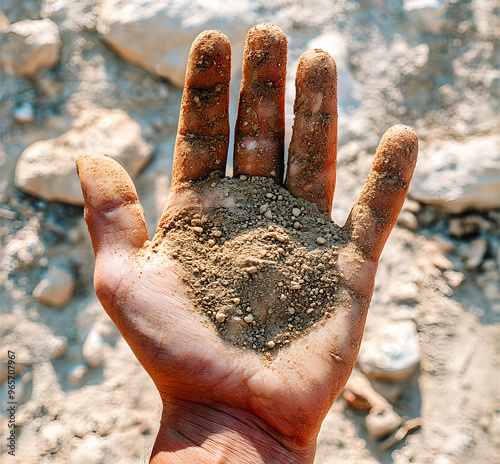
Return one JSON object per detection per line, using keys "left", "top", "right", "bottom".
{"left": 77, "top": 23, "right": 417, "bottom": 464}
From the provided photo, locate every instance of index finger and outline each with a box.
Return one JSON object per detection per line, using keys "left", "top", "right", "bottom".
{"left": 171, "top": 30, "right": 231, "bottom": 188}
{"left": 344, "top": 125, "right": 418, "bottom": 262}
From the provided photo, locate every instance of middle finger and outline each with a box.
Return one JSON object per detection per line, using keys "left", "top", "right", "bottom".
{"left": 233, "top": 23, "right": 287, "bottom": 182}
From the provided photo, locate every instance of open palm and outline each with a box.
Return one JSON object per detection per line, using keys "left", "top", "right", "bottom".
{"left": 77, "top": 24, "right": 417, "bottom": 464}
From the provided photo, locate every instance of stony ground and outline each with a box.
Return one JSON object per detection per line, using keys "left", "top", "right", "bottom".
{"left": 1, "top": 1, "right": 499, "bottom": 463}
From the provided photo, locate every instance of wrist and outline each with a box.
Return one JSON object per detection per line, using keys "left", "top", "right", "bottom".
{"left": 150, "top": 400, "right": 316, "bottom": 464}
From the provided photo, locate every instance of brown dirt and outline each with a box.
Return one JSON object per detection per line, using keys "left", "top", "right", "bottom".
{"left": 152, "top": 174, "right": 347, "bottom": 353}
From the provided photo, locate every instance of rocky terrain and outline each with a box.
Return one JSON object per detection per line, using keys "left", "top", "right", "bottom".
{"left": 1, "top": 0, "right": 499, "bottom": 463}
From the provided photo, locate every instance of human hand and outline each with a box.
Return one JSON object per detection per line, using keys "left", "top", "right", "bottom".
{"left": 77, "top": 23, "right": 417, "bottom": 464}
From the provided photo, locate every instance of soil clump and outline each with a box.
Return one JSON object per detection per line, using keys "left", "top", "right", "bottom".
{"left": 152, "top": 174, "right": 347, "bottom": 352}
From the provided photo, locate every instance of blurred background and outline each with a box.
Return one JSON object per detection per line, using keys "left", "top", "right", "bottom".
{"left": 0, "top": 0, "right": 499, "bottom": 463}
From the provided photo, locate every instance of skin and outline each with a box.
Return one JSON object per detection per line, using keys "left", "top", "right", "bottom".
{"left": 76, "top": 23, "right": 418, "bottom": 464}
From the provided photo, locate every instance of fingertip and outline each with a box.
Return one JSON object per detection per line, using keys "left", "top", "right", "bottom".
{"left": 285, "top": 48, "right": 338, "bottom": 213}
{"left": 187, "top": 30, "right": 231, "bottom": 88}
{"left": 77, "top": 153, "right": 139, "bottom": 211}
{"left": 298, "top": 49, "right": 337, "bottom": 75}
{"left": 295, "top": 49, "right": 337, "bottom": 113}
{"left": 374, "top": 125, "right": 418, "bottom": 182}
{"left": 77, "top": 154, "right": 148, "bottom": 253}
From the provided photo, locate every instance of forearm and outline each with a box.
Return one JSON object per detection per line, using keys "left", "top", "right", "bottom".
{"left": 150, "top": 401, "right": 316, "bottom": 464}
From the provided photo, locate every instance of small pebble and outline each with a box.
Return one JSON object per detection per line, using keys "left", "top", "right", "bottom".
{"left": 46, "top": 336, "right": 68, "bottom": 360}
{"left": 208, "top": 239, "right": 216, "bottom": 247}
{"left": 83, "top": 329, "right": 105, "bottom": 368}
{"left": 264, "top": 210, "right": 273, "bottom": 219}
{"left": 244, "top": 314, "right": 254, "bottom": 323}
{"left": 267, "top": 341, "right": 276, "bottom": 349}
{"left": 292, "top": 207, "right": 301, "bottom": 217}
{"left": 293, "top": 222, "right": 301, "bottom": 229}
{"left": 67, "top": 363, "right": 88, "bottom": 385}
{"left": 240, "top": 175, "right": 247, "bottom": 180}
{"left": 193, "top": 226, "right": 204, "bottom": 234}
{"left": 212, "top": 230, "right": 222, "bottom": 237}
{"left": 215, "top": 312, "right": 226, "bottom": 322}
{"left": 233, "top": 297, "right": 241, "bottom": 304}
{"left": 317, "top": 237, "right": 326, "bottom": 245}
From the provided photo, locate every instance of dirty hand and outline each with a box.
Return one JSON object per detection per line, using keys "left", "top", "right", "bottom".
{"left": 77, "top": 23, "right": 417, "bottom": 464}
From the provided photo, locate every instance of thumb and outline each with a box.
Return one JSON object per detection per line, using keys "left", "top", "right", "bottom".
{"left": 76, "top": 154, "right": 148, "bottom": 257}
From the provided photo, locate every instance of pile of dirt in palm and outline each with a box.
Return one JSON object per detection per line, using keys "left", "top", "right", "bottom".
{"left": 153, "top": 174, "right": 348, "bottom": 353}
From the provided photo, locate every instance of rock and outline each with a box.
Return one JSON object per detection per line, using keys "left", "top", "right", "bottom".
{"left": 343, "top": 369, "right": 392, "bottom": 412}
{"left": 449, "top": 216, "right": 491, "bottom": 238}
{"left": 359, "top": 321, "right": 421, "bottom": 382}
{"left": 370, "top": 379, "right": 403, "bottom": 404}
{"left": 2, "top": 224, "right": 44, "bottom": 273}
{"left": 391, "top": 282, "right": 419, "bottom": 302}
{"left": 0, "top": 18, "right": 61, "bottom": 78}
{"left": 462, "top": 238, "right": 488, "bottom": 270}
{"left": 45, "top": 336, "right": 68, "bottom": 360}
{"left": 410, "top": 135, "right": 500, "bottom": 213}
{"left": 397, "top": 211, "right": 419, "bottom": 231}
{"left": 67, "top": 363, "right": 88, "bottom": 384}
{"left": 33, "top": 266, "right": 75, "bottom": 308}
{"left": 379, "top": 417, "right": 422, "bottom": 451}
{"left": 15, "top": 108, "right": 153, "bottom": 205}
{"left": 82, "top": 329, "right": 106, "bottom": 368}
{"left": 97, "top": 0, "right": 257, "bottom": 87}
{"left": 365, "top": 406, "right": 402, "bottom": 440}
{"left": 40, "top": 421, "right": 71, "bottom": 454}
{"left": 443, "top": 270, "right": 465, "bottom": 288}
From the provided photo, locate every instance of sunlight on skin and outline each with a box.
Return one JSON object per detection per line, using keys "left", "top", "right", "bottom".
{"left": 77, "top": 22, "right": 417, "bottom": 464}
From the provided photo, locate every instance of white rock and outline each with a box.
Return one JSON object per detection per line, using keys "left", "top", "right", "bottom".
{"left": 397, "top": 211, "right": 419, "bottom": 231}
{"left": 33, "top": 267, "right": 75, "bottom": 308}
{"left": 15, "top": 108, "right": 153, "bottom": 205}
{"left": 67, "top": 363, "right": 88, "bottom": 384}
{"left": 82, "top": 329, "right": 106, "bottom": 368}
{"left": 40, "top": 421, "right": 71, "bottom": 453}
{"left": 46, "top": 336, "right": 69, "bottom": 360}
{"left": 463, "top": 238, "right": 488, "bottom": 271}
{"left": 365, "top": 407, "right": 402, "bottom": 440}
{"left": 97, "top": 0, "right": 257, "bottom": 87}
{"left": 410, "top": 135, "right": 500, "bottom": 213}
{"left": 392, "top": 282, "right": 419, "bottom": 302}
{"left": 0, "top": 18, "right": 61, "bottom": 78}
{"left": 359, "top": 321, "right": 421, "bottom": 382}
{"left": 2, "top": 225, "right": 44, "bottom": 272}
